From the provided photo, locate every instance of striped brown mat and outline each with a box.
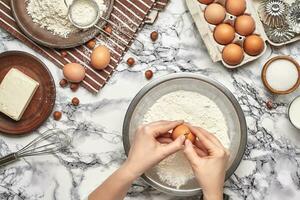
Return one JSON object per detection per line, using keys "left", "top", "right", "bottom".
{"left": 0, "top": 0, "right": 168, "bottom": 93}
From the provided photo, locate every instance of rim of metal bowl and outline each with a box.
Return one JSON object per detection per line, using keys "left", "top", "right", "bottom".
{"left": 122, "top": 73, "right": 247, "bottom": 196}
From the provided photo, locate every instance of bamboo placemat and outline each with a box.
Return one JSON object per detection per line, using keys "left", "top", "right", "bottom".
{"left": 0, "top": 0, "right": 168, "bottom": 93}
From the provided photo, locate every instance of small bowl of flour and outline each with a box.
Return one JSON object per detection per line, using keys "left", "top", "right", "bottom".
{"left": 26, "top": 0, "right": 107, "bottom": 37}
{"left": 123, "top": 73, "right": 247, "bottom": 196}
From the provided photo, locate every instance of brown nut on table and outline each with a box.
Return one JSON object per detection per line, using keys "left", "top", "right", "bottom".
{"left": 104, "top": 26, "right": 113, "bottom": 34}
{"left": 70, "top": 83, "right": 79, "bottom": 92}
{"left": 87, "top": 39, "right": 96, "bottom": 49}
{"left": 127, "top": 57, "right": 135, "bottom": 67}
{"left": 266, "top": 100, "right": 273, "bottom": 110}
{"left": 198, "top": 0, "right": 214, "bottom": 5}
{"left": 61, "top": 51, "right": 67, "bottom": 57}
{"left": 145, "top": 70, "right": 153, "bottom": 80}
{"left": 72, "top": 97, "right": 80, "bottom": 106}
{"left": 53, "top": 111, "right": 62, "bottom": 121}
{"left": 59, "top": 79, "right": 68, "bottom": 88}
{"left": 150, "top": 31, "right": 158, "bottom": 41}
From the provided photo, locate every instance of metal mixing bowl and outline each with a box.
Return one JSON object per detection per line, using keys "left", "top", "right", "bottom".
{"left": 123, "top": 73, "right": 247, "bottom": 196}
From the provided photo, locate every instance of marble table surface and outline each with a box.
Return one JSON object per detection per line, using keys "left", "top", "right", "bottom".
{"left": 1, "top": 0, "right": 300, "bottom": 199}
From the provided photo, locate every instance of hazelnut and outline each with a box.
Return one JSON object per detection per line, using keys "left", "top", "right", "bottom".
{"left": 70, "top": 83, "right": 79, "bottom": 92}
{"left": 145, "top": 70, "right": 153, "bottom": 80}
{"left": 127, "top": 57, "right": 135, "bottom": 67}
{"left": 61, "top": 51, "right": 67, "bottom": 57}
{"left": 266, "top": 100, "right": 273, "bottom": 110}
{"left": 150, "top": 31, "right": 158, "bottom": 41}
{"left": 104, "top": 26, "right": 113, "bottom": 34}
{"left": 72, "top": 97, "right": 80, "bottom": 106}
{"left": 87, "top": 39, "right": 96, "bottom": 49}
{"left": 59, "top": 79, "right": 68, "bottom": 88}
{"left": 53, "top": 111, "right": 62, "bottom": 121}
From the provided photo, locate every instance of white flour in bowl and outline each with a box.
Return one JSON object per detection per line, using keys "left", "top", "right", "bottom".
{"left": 26, "top": 0, "right": 106, "bottom": 37}
{"left": 143, "top": 90, "right": 230, "bottom": 188}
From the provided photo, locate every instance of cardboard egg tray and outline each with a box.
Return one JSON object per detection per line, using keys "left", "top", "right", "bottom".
{"left": 186, "top": 0, "right": 300, "bottom": 68}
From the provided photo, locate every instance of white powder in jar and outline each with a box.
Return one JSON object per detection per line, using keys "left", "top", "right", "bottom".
{"left": 26, "top": 0, "right": 106, "bottom": 38}
{"left": 70, "top": 0, "right": 107, "bottom": 27}
{"left": 143, "top": 90, "right": 230, "bottom": 188}
{"left": 266, "top": 59, "right": 299, "bottom": 92}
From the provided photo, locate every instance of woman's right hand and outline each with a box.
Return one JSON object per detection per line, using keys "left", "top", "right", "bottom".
{"left": 183, "top": 126, "right": 230, "bottom": 200}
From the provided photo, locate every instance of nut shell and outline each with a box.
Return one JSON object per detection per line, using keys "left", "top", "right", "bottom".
{"left": 53, "top": 111, "right": 62, "bottom": 121}
{"left": 87, "top": 40, "right": 96, "bottom": 49}
{"left": 70, "top": 83, "right": 79, "bottom": 92}
{"left": 145, "top": 70, "right": 153, "bottom": 80}
{"left": 72, "top": 97, "right": 80, "bottom": 106}
{"left": 198, "top": 0, "right": 214, "bottom": 4}
{"left": 150, "top": 31, "right": 159, "bottom": 41}
{"left": 127, "top": 57, "right": 135, "bottom": 67}
{"left": 59, "top": 79, "right": 68, "bottom": 88}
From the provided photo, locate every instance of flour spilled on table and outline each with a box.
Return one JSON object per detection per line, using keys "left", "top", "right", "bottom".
{"left": 26, "top": 0, "right": 107, "bottom": 37}
{"left": 143, "top": 90, "right": 230, "bottom": 188}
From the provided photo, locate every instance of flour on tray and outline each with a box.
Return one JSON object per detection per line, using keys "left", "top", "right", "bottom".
{"left": 26, "top": 0, "right": 107, "bottom": 38}
{"left": 143, "top": 90, "right": 230, "bottom": 189}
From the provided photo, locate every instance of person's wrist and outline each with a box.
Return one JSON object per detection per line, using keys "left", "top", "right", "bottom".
{"left": 122, "top": 160, "right": 144, "bottom": 180}
{"left": 203, "top": 189, "right": 223, "bottom": 200}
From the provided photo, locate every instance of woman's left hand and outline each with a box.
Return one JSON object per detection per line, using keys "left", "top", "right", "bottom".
{"left": 124, "top": 120, "right": 186, "bottom": 177}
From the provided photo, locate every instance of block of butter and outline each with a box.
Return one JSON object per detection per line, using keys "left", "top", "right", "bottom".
{"left": 0, "top": 68, "right": 39, "bottom": 121}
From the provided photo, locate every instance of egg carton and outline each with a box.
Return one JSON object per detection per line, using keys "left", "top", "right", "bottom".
{"left": 186, "top": 0, "right": 300, "bottom": 68}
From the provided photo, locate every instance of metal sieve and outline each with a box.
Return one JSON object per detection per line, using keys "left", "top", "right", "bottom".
{"left": 65, "top": 0, "right": 144, "bottom": 52}
{"left": 123, "top": 73, "right": 247, "bottom": 196}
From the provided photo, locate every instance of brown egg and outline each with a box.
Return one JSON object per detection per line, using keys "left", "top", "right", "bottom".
{"left": 222, "top": 44, "right": 244, "bottom": 66}
{"left": 243, "top": 35, "right": 265, "bottom": 56}
{"left": 198, "top": 0, "right": 214, "bottom": 5}
{"left": 91, "top": 45, "right": 111, "bottom": 70}
{"left": 214, "top": 23, "right": 235, "bottom": 45}
{"left": 226, "top": 0, "right": 246, "bottom": 16}
{"left": 204, "top": 3, "right": 226, "bottom": 25}
{"left": 235, "top": 15, "right": 255, "bottom": 36}
{"left": 172, "top": 125, "right": 196, "bottom": 144}
{"left": 63, "top": 63, "right": 85, "bottom": 83}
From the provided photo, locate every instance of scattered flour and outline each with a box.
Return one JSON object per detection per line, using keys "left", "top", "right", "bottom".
{"left": 143, "top": 90, "right": 230, "bottom": 188}
{"left": 156, "top": 151, "right": 194, "bottom": 188}
{"left": 26, "top": 0, "right": 106, "bottom": 38}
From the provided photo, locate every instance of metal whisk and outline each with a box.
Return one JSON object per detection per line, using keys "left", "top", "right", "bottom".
{"left": 0, "top": 129, "right": 71, "bottom": 167}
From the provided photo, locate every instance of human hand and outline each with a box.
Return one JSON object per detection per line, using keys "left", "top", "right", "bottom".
{"left": 183, "top": 126, "right": 230, "bottom": 200}
{"left": 124, "top": 120, "right": 186, "bottom": 178}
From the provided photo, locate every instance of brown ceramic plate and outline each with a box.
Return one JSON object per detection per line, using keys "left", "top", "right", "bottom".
{"left": 10, "top": 0, "right": 114, "bottom": 49}
{"left": 0, "top": 51, "right": 56, "bottom": 135}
